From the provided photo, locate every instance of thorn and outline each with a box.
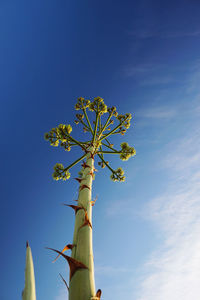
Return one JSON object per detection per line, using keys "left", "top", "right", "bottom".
{"left": 80, "top": 210, "right": 92, "bottom": 229}
{"left": 26, "top": 241, "right": 29, "bottom": 248}
{"left": 81, "top": 161, "right": 91, "bottom": 169}
{"left": 46, "top": 247, "right": 88, "bottom": 280}
{"left": 80, "top": 184, "right": 90, "bottom": 191}
{"left": 74, "top": 177, "right": 82, "bottom": 183}
{"left": 62, "top": 204, "right": 84, "bottom": 214}
{"left": 88, "top": 170, "right": 95, "bottom": 178}
{"left": 52, "top": 244, "right": 75, "bottom": 263}
{"left": 91, "top": 196, "right": 97, "bottom": 206}
{"left": 90, "top": 152, "right": 95, "bottom": 160}
{"left": 59, "top": 273, "right": 69, "bottom": 291}
{"left": 96, "top": 289, "right": 102, "bottom": 298}
{"left": 93, "top": 167, "right": 98, "bottom": 172}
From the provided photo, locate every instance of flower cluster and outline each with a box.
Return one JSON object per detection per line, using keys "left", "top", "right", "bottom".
{"left": 98, "top": 160, "right": 109, "bottom": 168}
{"left": 57, "top": 124, "right": 72, "bottom": 137}
{"left": 117, "top": 113, "right": 132, "bottom": 131}
{"left": 110, "top": 167, "right": 125, "bottom": 182}
{"left": 44, "top": 129, "right": 59, "bottom": 147}
{"left": 107, "top": 106, "right": 118, "bottom": 117}
{"left": 89, "top": 97, "right": 107, "bottom": 115}
{"left": 44, "top": 124, "right": 72, "bottom": 151}
{"left": 75, "top": 97, "right": 90, "bottom": 110}
{"left": 52, "top": 163, "right": 71, "bottom": 181}
{"left": 44, "top": 97, "right": 136, "bottom": 184}
{"left": 120, "top": 142, "right": 136, "bottom": 161}
{"left": 74, "top": 113, "right": 84, "bottom": 125}
{"left": 83, "top": 127, "right": 90, "bottom": 133}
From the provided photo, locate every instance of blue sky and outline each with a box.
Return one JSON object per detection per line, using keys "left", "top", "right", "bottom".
{"left": 1, "top": 1, "right": 200, "bottom": 299}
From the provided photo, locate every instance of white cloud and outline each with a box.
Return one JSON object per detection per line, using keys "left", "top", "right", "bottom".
{"left": 95, "top": 264, "right": 131, "bottom": 275}
{"left": 135, "top": 117, "right": 200, "bottom": 299}
{"left": 137, "top": 107, "right": 176, "bottom": 119}
{"left": 139, "top": 76, "right": 174, "bottom": 86}
{"left": 129, "top": 29, "right": 200, "bottom": 39}
{"left": 123, "top": 63, "right": 162, "bottom": 77}
{"left": 122, "top": 63, "right": 176, "bottom": 86}
{"left": 160, "top": 127, "right": 200, "bottom": 179}
{"left": 105, "top": 198, "right": 135, "bottom": 217}
{"left": 55, "top": 286, "right": 68, "bottom": 300}
{"left": 186, "top": 61, "right": 200, "bottom": 93}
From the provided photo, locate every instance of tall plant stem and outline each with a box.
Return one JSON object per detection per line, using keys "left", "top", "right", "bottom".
{"left": 69, "top": 146, "right": 96, "bottom": 300}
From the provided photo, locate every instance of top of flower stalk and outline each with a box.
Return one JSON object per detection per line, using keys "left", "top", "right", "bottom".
{"left": 44, "top": 96, "right": 136, "bottom": 182}
{"left": 75, "top": 97, "right": 90, "bottom": 110}
{"left": 22, "top": 241, "right": 36, "bottom": 300}
{"left": 88, "top": 97, "right": 107, "bottom": 115}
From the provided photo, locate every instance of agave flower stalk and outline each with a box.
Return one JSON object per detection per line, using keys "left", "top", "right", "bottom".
{"left": 44, "top": 97, "right": 136, "bottom": 300}
{"left": 22, "top": 241, "right": 36, "bottom": 300}
{"left": 69, "top": 145, "right": 95, "bottom": 299}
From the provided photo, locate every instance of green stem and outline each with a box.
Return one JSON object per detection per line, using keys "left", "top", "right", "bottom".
{"left": 99, "top": 117, "right": 128, "bottom": 142}
{"left": 83, "top": 108, "right": 94, "bottom": 134}
{"left": 109, "top": 131, "right": 121, "bottom": 135}
{"left": 79, "top": 119, "right": 91, "bottom": 131}
{"left": 105, "top": 138, "right": 111, "bottom": 145}
{"left": 67, "top": 135, "right": 87, "bottom": 151}
{"left": 101, "top": 142, "right": 119, "bottom": 153}
{"left": 98, "top": 113, "right": 112, "bottom": 139}
{"left": 99, "top": 115, "right": 102, "bottom": 131}
{"left": 97, "top": 151, "right": 124, "bottom": 154}
{"left": 92, "top": 112, "right": 99, "bottom": 143}
{"left": 99, "top": 145, "right": 104, "bottom": 162}
{"left": 64, "top": 153, "right": 88, "bottom": 172}
{"left": 97, "top": 153, "right": 115, "bottom": 174}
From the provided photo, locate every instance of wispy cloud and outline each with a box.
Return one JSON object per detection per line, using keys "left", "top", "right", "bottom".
{"left": 161, "top": 129, "right": 200, "bottom": 176}
{"left": 186, "top": 60, "right": 200, "bottom": 93}
{"left": 122, "top": 62, "right": 177, "bottom": 87}
{"left": 136, "top": 106, "right": 176, "bottom": 119}
{"left": 130, "top": 29, "right": 200, "bottom": 39}
{"left": 122, "top": 62, "right": 177, "bottom": 86}
{"left": 140, "top": 77, "right": 174, "bottom": 86}
{"left": 105, "top": 198, "right": 135, "bottom": 217}
{"left": 135, "top": 117, "right": 200, "bottom": 299}
{"left": 123, "top": 63, "right": 162, "bottom": 78}
{"left": 95, "top": 264, "right": 131, "bottom": 275}
{"left": 55, "top": 286, "right": 68, "bottom": 300}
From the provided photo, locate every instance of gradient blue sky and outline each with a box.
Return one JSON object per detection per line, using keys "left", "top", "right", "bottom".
{"left": 1, "top": 1, "right": 200, "bottom": 299}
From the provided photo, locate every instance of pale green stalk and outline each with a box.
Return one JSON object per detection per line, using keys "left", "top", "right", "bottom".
{"left": 45, "top": 97, "right": 135, "bottom": 300}
{"left": 69, "top": 146, "right": 96, "bottom": 300}
{"left": 22, "top": 242, "right": 36, "bottom": 300}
